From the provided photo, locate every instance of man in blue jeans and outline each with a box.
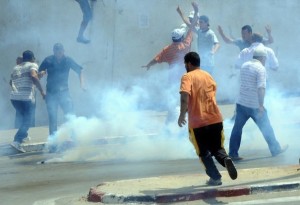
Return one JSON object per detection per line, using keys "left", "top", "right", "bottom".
{"left": 75, "top": 0, "right": 97, "bottom": 44}
{"left": 39, "top": 43, "right": 85, "bottom": 137}
{"left": 10, "top": 50, "right": 45, "bottom": 151}
{"left": 229, "top": 47, "right": 288, "bottom": 161}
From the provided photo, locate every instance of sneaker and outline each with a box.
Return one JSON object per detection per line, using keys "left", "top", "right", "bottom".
{"left": 76, "top": 36, "right": 90, "bottom": 44}
{"left": 22, "top": 136, "right": 31, "bottom": 143}
{"left": 224, "top": 157, "right": 238, "bottom": 180}
{"left": 230, "top": 156, "right": 244, "bottom": 161}
{"left": 206, "top": 178, "right": 222, "bottom": 186}
{"left": 11, "top": 141, "right": 26, "bottom": 153}
{"left": 272, "top": 144, "right": 289, "bottom": 157}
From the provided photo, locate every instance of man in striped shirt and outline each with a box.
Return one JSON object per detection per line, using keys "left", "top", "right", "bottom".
{"left": 10, "top": 50, "right": 45, "bottom": 151}
{"left": 229, "top": 47, "right": 287, "bottom": 161}
{"left": 230, "top": 33, "right": 278, "bottom": 122}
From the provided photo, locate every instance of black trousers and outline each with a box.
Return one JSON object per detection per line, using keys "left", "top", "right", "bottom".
{"left": 189, "top": 122, "right": 228, "bottom": 180}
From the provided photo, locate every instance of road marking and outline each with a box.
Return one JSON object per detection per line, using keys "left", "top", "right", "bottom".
{"left": 228, "top": 196, "right": 300, "bottom": 204}
{"left": 33, "top": 198, "right": 59, "bottom": 205}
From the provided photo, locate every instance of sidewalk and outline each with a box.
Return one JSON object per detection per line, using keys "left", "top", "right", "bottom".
{"left": 88, "top": 165, "right": 300, "bottom": 204}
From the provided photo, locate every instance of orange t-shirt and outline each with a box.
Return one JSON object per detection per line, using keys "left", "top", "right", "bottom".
{"left": 154, "top": 29, "right": 193, "bottom": 67}
{"left": 180, "top": 69, "right": 223, "bottom": 128}
{"left": 154, "top": 30, "right": 193, "bottom": 83}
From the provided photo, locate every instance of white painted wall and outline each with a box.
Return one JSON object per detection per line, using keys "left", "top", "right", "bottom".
{"left": 0, "top": 0, "right": 299, "bottom": 129}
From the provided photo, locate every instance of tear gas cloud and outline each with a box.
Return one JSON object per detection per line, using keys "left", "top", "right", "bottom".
{"left": 0, "top": 0, "right": 299, "bottom": 163}
{"left": 48, "top": 69, "right": 195, "bottom": 162}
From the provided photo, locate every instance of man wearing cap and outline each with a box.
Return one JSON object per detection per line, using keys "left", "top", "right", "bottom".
{"left": 176, "top": 6, "right": 199, "bottom": 53}
{"left": 142, "top": 2, "right": 198, "bottom": 124}
{"left": 39, "top": 43, "right": 85, "bottom": 136}
{"left": 176, "top": 7, "right": 200, "bottom": 33}
{"left": 195, "top": 15, "right": 220, "bottom": 74}
{"left": 142, "top": 27, "right": 192, "bottom": 82}
{"left": 231, "top": 32, "right": 277, "bottom": 122}
{"left": 142, "top": 2, "right": 198, "bottom": 78}
{"left": 229, "top": 47, "right": 288, "bottom": 161}
{"left": 10, "top": 50, "right": 45, "bottom": 151}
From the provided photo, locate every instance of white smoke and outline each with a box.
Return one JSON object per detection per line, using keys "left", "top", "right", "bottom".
{"left": 44, "top": 69, "right": 195, "bottom": 163}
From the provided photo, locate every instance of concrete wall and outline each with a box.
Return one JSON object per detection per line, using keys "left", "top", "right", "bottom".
{"left": 0, "top": 0, "right": 299, "bottom": 129}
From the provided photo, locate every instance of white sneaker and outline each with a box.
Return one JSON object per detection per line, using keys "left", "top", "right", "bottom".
{"left": 22, "top": 137, "right": 31, "bottom": 143}
{"left": 206, "top": 178, "right": 222, "bottom": 186}
{"left": 11, "top": 141, "right": 26, "bottom": 153}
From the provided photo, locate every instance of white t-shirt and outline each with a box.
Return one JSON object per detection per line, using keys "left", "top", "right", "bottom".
{"left": 235, "top": 43, "right": 279, "bottom": 71}
{"left": 196, "top": 28, "right": 219, "bottom": 67}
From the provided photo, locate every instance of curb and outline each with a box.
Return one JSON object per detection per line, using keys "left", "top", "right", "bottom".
{"left": 1, "top": 133, "right": 158, "bottom": 155}
{"left": 87, "top": 181, "right": 300, "bottom": 204}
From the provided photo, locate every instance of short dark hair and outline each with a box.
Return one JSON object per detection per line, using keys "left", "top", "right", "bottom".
{"left": 252, "top": 33, "right": 263, "bottom": 43}
{"left": 22, "top": 50, "right": 35, "bottom": 62}
{"left": 184, "top": 52, "right": 200, "bottom": 67}
{"left": 53, "top": 43, "right": 64, "bottom": 51}
{"left": 241, "top": 25, "right": 252, "bottom": 33}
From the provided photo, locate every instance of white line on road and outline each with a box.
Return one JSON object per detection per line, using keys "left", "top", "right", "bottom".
{"left": 228, "top": 196, "right": 300, "bottom": 204}
{"left": 33, "top": 197, "right": 60, "bottom": 205}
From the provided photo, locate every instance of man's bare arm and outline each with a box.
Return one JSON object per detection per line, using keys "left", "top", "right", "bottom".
{"left": 264, "top": 25, "right": 274, "bottom": 45}
{"left": 177, "top": 6, "right": 190, "bottom": 27}
{"left": 178, "top": 92, "right": 189, "bottom": 127}
{"left": 217, "top": 25, "right": 234, "bottom": 44}
{"left": 30, "top": 70, "right": 45, "bottom": 99}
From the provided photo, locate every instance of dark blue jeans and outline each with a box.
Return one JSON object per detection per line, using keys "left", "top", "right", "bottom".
{"left": 15, "top": 100, "right": 36, "bottom": 128}
{"left": 229, "top": 104, "right": 281, "bottom": 157}
{"left": 46, "top": 90, "right": 74, "bottom": 136}
{"left": 11, "top": 100, "right": 33, "bottom": 143}
{"left": 76, "top": 0, "right": 92, "bottom": 23}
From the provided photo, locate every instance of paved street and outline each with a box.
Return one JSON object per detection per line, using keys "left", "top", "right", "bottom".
{"left": 0, "top": 137, "right": 299, "bottom": 204}
{"left": 0, "top": 101, "right": 299, "bottom": 204}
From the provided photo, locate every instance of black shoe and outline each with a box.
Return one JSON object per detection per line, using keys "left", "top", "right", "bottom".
{"left": 272, "top": 144, "right": 289, "bottom": 157}
{"left": 224, "top": 157, "right": 238, "bottom": 180}
{"left": 77, "top": 37, "right": 90, "bottom": 44}
{"left": 230, "top": 156, "right": 244, "bottom": 161}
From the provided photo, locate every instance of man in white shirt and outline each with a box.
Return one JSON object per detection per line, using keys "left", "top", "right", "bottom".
{"left": 196, "top": 15, "right": 220, "bottom": 74}
{"left": 229, "top": 47, "right": 287, "bottom": 161}
{"left": 235, "top": 33, "right": 278, "bottom": 71}
{"left": 231, "top": 33, "right": 279, "bottom": 121}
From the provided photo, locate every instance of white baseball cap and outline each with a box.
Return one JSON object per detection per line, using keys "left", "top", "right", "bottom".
{"left": 172, "top": 28, "right": 185, "bottom": 40}
{"left": 188, "top": 11, "right": 199, "bottom": 18}
{"left": 253, "top": 47, "right": 267, "bottom": 57}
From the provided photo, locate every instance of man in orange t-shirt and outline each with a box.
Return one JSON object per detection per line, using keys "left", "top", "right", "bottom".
{"left": 178, "top": 52, "right": 237, "bottom": 186}
{"left": 142, "top": 2, "right": 198, "bottom": 124}
{"left": 142, "top": 2, "right": 199, "bottom": 84}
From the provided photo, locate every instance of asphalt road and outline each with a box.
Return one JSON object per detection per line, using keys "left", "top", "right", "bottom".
{"left": 0, "top": 143, "right": 299, "bottom": 205}
{"left": 1, "top": 100, "right": 299, "bottom": 205}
